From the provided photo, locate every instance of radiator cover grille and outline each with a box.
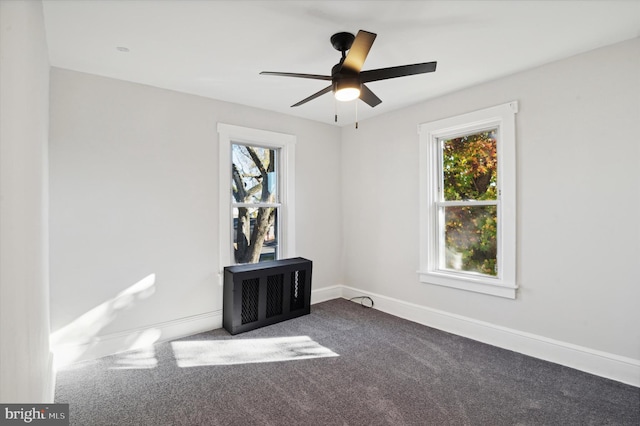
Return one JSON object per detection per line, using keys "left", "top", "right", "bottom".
{"left": 241, "top": 278, "right": 259, "bottom": 324}
{"left": 290, "top": 270, "right": 306, "bottom": 311}
{"left": 266, "top": 274, "right": 284, "bottom": 318}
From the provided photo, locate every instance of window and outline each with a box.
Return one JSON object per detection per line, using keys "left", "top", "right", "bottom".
{"left": 418, "top": 102, "right": 518, "bottom": 298}
{"left": 218, "top": 124, "right": 296, "bottom": 266}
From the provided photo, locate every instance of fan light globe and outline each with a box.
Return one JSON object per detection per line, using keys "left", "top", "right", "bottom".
{"left": 335, "top": 87, "right": 360, "bottom": 102}
{"left": 334, "top": 77, "right": 361, "bottom": 102}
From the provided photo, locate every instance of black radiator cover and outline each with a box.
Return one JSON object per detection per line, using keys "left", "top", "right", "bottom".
{"left": 223, "top": 257, "right": 312, "bottom": 335}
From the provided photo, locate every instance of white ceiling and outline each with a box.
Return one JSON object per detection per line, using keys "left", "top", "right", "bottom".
{"left": 42, "top": 1, "right": 640, "bottom": 126}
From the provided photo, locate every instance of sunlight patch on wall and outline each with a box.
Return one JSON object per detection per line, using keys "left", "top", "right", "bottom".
{"left": 50, "top": 273, "right": 157, "bottom": 368}
{"left": 171, "top": 336, "right": 339, "bottom": 367}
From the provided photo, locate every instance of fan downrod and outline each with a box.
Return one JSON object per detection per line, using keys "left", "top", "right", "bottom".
{"left": 330, "top": 32, "right": 355, "bottom": 54}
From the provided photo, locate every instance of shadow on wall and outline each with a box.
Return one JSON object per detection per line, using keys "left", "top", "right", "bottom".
{"left": 50, "top": 273, "right": 158, "bottom": 368}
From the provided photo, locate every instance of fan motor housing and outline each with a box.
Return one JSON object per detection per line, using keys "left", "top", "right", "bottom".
{"left": 331, "top": 62, "right": 361, "bottom": 94}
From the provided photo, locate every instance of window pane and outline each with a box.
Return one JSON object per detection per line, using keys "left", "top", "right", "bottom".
{"left": 233, "top": 207, "right": 278, "bottom": 264}
{"left": 442, "top": 205, "right": 497, "bottom": 276}
{"left": 441, "top": 129, "right": 497, "bottom": 201}
{"left": 232, "top": 144, "right": 278, "bottom": 204}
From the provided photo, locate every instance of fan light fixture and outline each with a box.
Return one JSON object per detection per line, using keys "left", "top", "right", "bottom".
{"left": 334, "top": 79, "right": 361, "bottom": 102}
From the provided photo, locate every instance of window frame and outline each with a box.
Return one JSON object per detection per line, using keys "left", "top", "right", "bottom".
{"left": 218, "top": 123, "right": 296, "bottom": 268}
{"left": 418, "top": 102, "right": 518, "bottom": 299}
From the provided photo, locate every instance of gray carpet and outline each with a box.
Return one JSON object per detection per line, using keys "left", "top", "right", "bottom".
{"left": 55, "top": 298, "right": 639, "bottom": 425}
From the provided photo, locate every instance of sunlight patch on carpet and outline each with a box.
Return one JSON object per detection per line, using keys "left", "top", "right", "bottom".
{"left": 109, "top": 345, "right": 158, "bottom": 370}
{"left": 171, "top": 336, "right": 339, "bottom": 367}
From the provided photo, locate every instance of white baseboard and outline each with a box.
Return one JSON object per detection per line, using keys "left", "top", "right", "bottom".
{"left": 311, "top": 285, "right": 343, "bottom": 304}
{"left": 339, "top": 285, "right": 640, "bottom": 387}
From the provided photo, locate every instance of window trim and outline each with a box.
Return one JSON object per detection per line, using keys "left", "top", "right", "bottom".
{"left": 418, "top": 102, "right": 518, "bottom": 299}
{"left": 218, "top": 123, "right": 296, "bottom": 269}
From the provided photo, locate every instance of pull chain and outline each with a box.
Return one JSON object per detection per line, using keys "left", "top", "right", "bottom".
{"left": 355, "top": 100, "right": 358, "bottom": 129}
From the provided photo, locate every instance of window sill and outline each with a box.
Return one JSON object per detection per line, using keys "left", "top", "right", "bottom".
{"left": 418, "top": 271, "right": 517, "bottom": 299}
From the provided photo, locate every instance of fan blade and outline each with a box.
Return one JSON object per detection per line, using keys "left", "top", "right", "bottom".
{"left": 359, "top": 84, "right": 382, "bottom": 108}
{"left": 291, "top": 85, "right": 333, "bottom": 107}
{"left": 341, "top": 30, "right": 377, "bottom": 73}
{"left": 260, "top": 71, "right": 332, "bottom": 81}
{"left": 360, "top": 61, "right": 437, "bottom": 83}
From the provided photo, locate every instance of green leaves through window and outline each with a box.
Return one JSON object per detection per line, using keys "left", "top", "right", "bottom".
{"left": 439, "top": 130, "right": 498, "bottom": 276}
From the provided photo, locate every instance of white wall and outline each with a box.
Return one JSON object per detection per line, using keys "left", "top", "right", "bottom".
{"left": 48, "top": 68, "right": 342, "bottom": 363}
{"left": 341, "top": 38, "right": 640, "bottom": 382}
{"left": 0, "top": 1, "right": 52, "bottom": 402}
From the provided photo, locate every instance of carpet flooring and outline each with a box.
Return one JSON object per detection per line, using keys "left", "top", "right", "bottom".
{"left": 55, "top": 298, "right": 640, "bottom": 425}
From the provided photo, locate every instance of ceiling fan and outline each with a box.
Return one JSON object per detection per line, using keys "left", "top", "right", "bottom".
{"left": 260, "top": 30, "right": 437, "bottom": 110}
